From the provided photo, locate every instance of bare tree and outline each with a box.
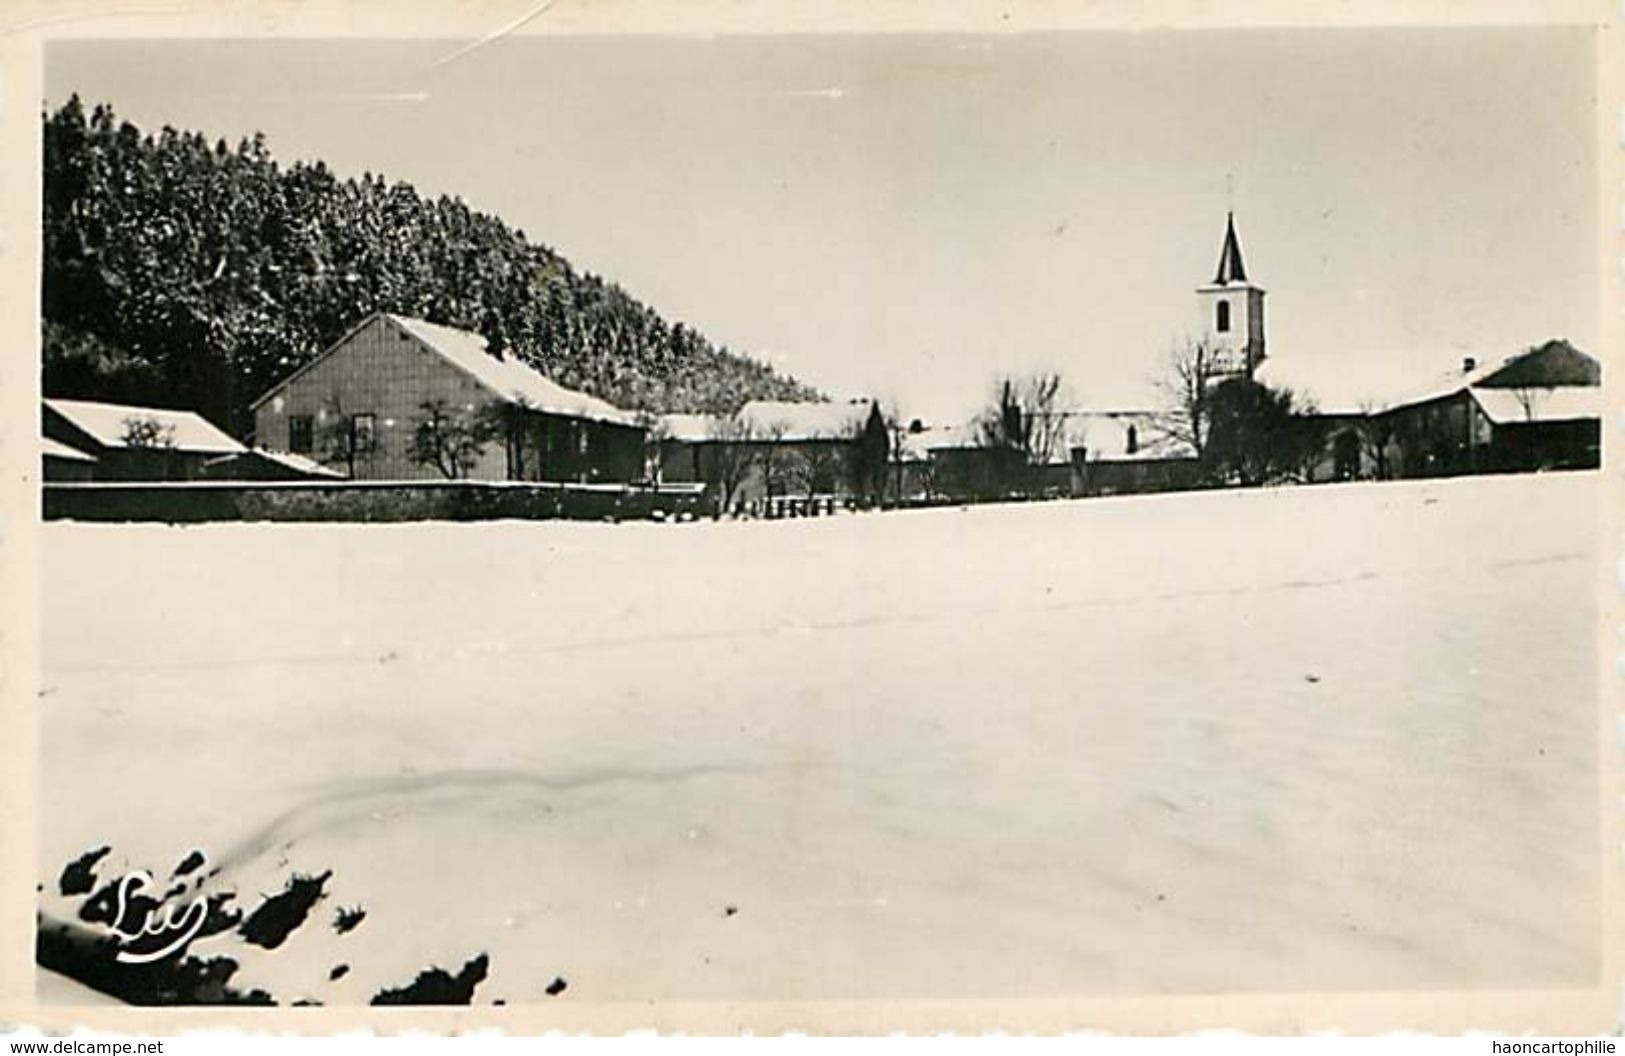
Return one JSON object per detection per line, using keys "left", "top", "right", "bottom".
{"left": 410, "top": 399, "right": 494, "bottom": 480}
{"left": 120, "top": 416, "right": 176, "bottom": 448}
{"left": 636, "top": 409, "right": 668, "bottom": 485}
{"left": 1354, "top": 400, "right": 1396, "bottom": 480}
{"left": 1026, "top": 378, "right": 1069, "bottom": 470}
{"left": 316, "top": 395, "right": 366, "bottom": 478}
{"left": 790, "top": 443, "right": 845, "bottom": 501}
{"left": 976, "top": 372, "right": 1067, "bottom": 494}
{"left": 482, "top": 396, "right": 535, "bottom": 481}
{"left": 1152, "top": 338, "right": 1219, "bottom": 459}
{"left": 1509, "top": 385, "right": 1544, "bottom": 422}
{"left": 756, "top": 419, "right": 792, "bottom": 504}
{"left": 876, "top": 398, "right": 910, "bottom": 507}
{"left": 701, "top": 416, "right": 757, "bottom": 516}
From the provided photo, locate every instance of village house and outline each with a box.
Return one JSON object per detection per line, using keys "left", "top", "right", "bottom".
{"left": 1066, "top": 412, "right": 1201, "bottom": 497}
{"left": 924, "top": 411, "right": 1201, "bottom": 502}
{"left": 1308, "top": 340, "right": 1602, "bottom": 482}
{"left": 736, "top": 398, "right": 890, "bottom": 507}
{"left": 252, "top": 313, "right": 646, "bottom": 483}
{"left": 658, "top": 398, "right": 890, "bottom": 512}
{"left": 1376, "top": 341, "right": 1601, "bottom": 478}
{"left": 922, "top": 424, "right": 1025, "bottom": 501}
{"left": 884, "top": 420, "right": 937, "bottom": 504}
{"left": 43, "top": 398, "right": 248, "bottom": 482}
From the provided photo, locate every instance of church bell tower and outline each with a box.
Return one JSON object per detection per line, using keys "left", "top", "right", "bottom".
{"left": 1196, "top": 212, "right": 1266, "bottom": 379}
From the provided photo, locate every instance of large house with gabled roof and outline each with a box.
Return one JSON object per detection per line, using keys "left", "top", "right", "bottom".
{"left": 251, "top": 312, "right": 647, "bottom": 483}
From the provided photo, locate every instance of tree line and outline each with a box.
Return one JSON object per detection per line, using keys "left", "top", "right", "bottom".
{"left": 41, "top": 96, "right": 821, "bottom": 435}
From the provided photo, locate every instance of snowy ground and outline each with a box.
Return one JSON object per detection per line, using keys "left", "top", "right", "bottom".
{"left": 37, "top": 474, "right": 1602, "bottom": 1004}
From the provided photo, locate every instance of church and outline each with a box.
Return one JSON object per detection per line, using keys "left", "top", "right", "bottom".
{"left": 1069, "top": 212, "right": 1601, "bottom": 494}
{"left": 1066, "top": 211, "right": 1268, "bottom": 496}
{"left": 1197, "top": 211, "right": 1268, "bottom": 383}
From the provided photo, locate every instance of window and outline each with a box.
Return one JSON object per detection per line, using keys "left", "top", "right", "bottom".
{"left": 351, "top": 413, "right": 377, "bottom": 453}
{"left": 1216, "top": 300, "right": 1231, "bottom": 333}
{"left": 577, "top": 425, "right": 590, "bottom": 456}
{"left": 289, "top": 415, "right": 314, "bottom": 454}
{"left": 1126, "top": 424, "right": 1139, "bottom": 455}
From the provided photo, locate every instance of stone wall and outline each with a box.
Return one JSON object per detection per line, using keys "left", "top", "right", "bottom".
{"left": 42, "top": 481, "right": 708, "bottom": 524}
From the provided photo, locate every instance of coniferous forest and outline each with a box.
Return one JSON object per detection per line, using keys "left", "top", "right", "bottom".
{"left": 41, "top": 97, "right": 821, "bottom": 434}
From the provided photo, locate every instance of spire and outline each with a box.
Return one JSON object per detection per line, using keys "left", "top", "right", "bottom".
{"left": 1213, "top": 211, "right": 1248, "bottom": 285}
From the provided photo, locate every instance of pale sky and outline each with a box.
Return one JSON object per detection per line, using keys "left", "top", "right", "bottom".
{"left": 46, "top": 28, "right": 1598, "bottom": 423}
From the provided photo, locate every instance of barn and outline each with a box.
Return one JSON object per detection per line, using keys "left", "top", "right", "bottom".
{"left": 43, "top": 398, "right": 248, "bottom": 482}
{"left": 251, "top": 313, "right": 646, "bottom": 483}
{"left": 1365, "top": 341, "right": 1601, "bottom": 479}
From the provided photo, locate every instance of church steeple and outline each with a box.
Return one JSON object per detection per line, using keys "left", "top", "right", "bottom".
{"left": 1213, "top": 211, "right": 1248, "bottom": 284}
{"left": 1196, "top": 211, "right": 1266, "bottom": 378}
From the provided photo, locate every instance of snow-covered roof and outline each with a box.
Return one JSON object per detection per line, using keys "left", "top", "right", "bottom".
{"left": 1353, "top": 343, "right": 1601, "bottom": 416}
{"left": 1375, "top": 358, "right": 1513, "bottom": 411}
{"left": 45, "top": 399, "right": 247, "bottom": 455}
{"left": 923, "top": 411, "right": 1194, "bottom": 464}
{"left": 659, "top": 413, "right": 726, "bottom": 442}
{"left": 921, "top": 422, "right": 984, "bottom": 452}
{"left": 893, "top": 428, "right": 938, "bottom": 463}
{"left": 386, "top": 315, "right": 637, "bottom": 427}
{"left": 205, "top": 449, "right": 347, "bottom": 478}
{"left": 42, "top": 436, "right": 97, "bottom": 463}
{"left": 1469, "top": 387, "right": 1602, "bottom": 426}
{"left": 736, "top": 399, "right": 875, "bottom": 442}
{"left": 266, "top": 450, "right": 346, "bottom": 477}
{"left": 1059, "top": 411, "right": 1196, "bottom": 463}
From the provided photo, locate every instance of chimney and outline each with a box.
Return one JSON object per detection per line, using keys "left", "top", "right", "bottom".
{"left": 1462, "top": 356, "right": 1477, "bottom": 373}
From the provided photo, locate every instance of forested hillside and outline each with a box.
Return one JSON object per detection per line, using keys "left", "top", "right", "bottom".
{"left": 41, "top": 97, "right": 820, "bottom": 433}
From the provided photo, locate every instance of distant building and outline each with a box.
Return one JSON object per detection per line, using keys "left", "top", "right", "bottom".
{"left": 885, "top": 419, "right": 936, "bottom": 504}
{"left": 251, "top": 313, "right": 645, "bottom": 483}
{"left": 1183, "top": 218, "right": 1601, "bottom": 486}
{"left": 923, "top": 423, "right": 1025, "bottom": 502}
{"left": 1066, "top": 412, "right": 1201, "bottom": 497}
{"left": 736, "top": 398, "right": 889, "bottom": 503}
{"left": 659, "top": 398, "right": 889, "bottom": 510}
{"left": 1353, "top": 341, "right": 1602, "bottom": 479}
{"left": 929, "top": 410, "right": 1203, "bottom": 501}
{"left": 654, "top": 413, "right": 730, "bottom": 488}
{"left": 43, "top": 398, "right": 247, "bottom": 481}
{"left": 923, "top": 217, "right": 1263, "bottom": 503}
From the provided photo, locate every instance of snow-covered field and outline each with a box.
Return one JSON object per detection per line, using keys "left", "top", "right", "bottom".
{"left": 37, "top": 474, "right": 1602, "bottom": 1003}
